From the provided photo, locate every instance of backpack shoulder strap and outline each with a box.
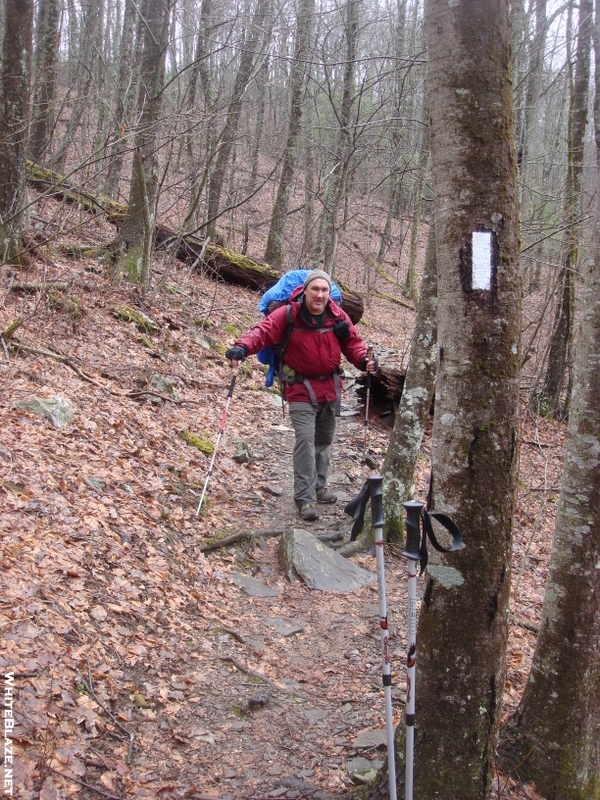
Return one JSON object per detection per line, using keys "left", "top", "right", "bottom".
{"left": 282, "top": 303, "right": 294, "bottom": 353}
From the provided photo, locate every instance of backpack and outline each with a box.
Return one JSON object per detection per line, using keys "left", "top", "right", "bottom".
{"left": 257, "top": 270, "right": 342, "bottom": 387}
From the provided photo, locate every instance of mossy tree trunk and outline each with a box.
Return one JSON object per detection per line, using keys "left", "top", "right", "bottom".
{"left": 0, "top": 0, "right": 34, "bottom": 264}
{"left": 381, "top": 219, "right": 437, "bottom": 540}
{"left": 497, "top": 9, "right": 600, "bottom": 795}
{"left": 402, "top": 1, "right": 522, "bottom": 798}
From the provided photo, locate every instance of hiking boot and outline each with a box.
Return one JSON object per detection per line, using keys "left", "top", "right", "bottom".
{"left": 316, "top": 488, "right": 337, "bottom": 504}
{"left": 299, "top": 502, "right": 319, "bottom": 521}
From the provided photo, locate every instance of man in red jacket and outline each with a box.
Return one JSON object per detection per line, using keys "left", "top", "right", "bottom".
{"left": 226, "top": 269, "right": 377, "bottom": 521}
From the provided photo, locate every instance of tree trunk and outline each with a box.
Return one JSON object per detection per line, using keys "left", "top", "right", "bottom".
{"left": 301, "top": 101, "right": 316, "bottom": 262}
{"left": 205, "top": 0, "right": 273, "bottom": 241}
{"left": 184, "top": 0, "right": 217, "bottom": 226}
{"left": 29, "top": 0, "right": 62, "bottom": 163}
{"left": 497, "top": 9, "right": 600, "bottom": 794}
{"left": 264, "top": 0, "right": 315, "bottom": 267}
{"left": 0, "top": 0, "right": 34, "bottom": 263}
{"left": 248, "top": 55, "right": 269, "bottom": 195}
{"left": 51, "top": 0, "right": 102, "bottom": 172}
{"left": 118, "top": 0, "right": 172, "bottom": 285}
{"left": 314, "top": 0, "right": 358, "bottom": 274}
{"left": 403, "top": 147, "right": 429, "bottom": 305}
{"left": 405, "top": 1, "right": 521, "bottom": 798}
{"left": 376, "top": 0, "right": 408, "bottom": 266}
{"left": 381, "top": 219, "right": 437, "bottom": 540}
{"left": 104, "top": 0, "right": 138, "bottom": 199}
{"left": 539, "top": 0, "right": 592, "bottom": 416}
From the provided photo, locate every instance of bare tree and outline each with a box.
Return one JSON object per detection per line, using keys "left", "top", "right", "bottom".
{"left": 29, "top": 0, "right": 62, "bottom": 163}
{"left": 0, "top": 0, "right": 34, "bottom": 262}
{"left": 264, "top": 0, "right": 315, "bottom": 267}
{"left": 538, "top": 0, "right": 592, "bottom": 417}
{"left": 497, "top": 8, "right": 600, "bottom": 794}
{"left": 205, "top": 0, "right": 273, "bottom": 240}
{"left": 314, "top": 0, "right": 359, "bottom": 273}
{"left": 118, "top": 0, "right": 173, "bottom": 285}
{"left": 104, "top": 0, "right": 139, "bottom": 199}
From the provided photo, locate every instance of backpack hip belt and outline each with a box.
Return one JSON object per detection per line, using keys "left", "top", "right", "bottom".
{"left": 291, "top": 371, "right": 342, "bottom": 416}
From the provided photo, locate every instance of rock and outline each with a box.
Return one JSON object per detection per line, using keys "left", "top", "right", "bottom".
{"left": 232, "top": 437, "right": 251, "bottom": 463}
{"left": 17, "top": 395, "right": 72, "bottom": 428}
{"left": 346, "top": 756, "right": 384, "bottom": 773}
{"left": 264, "top": 484, "right": 283, "bottom": 497}
{"left": 304, "top": 709, "right": 329, "bottom": 725}
{"left": 265, "top": 616, "right": 304, "bottom": 637}
{"left": 149, "top": 373, "right": 179, "bottom": 400}
{"left": 230, "top": 573, "right": 280, "bottom": 597}
{"left": 83, "top": 476, "right": 106, "bottom": 494}
{"left": 279, "top": 529, "right": 376, "bottom": 592}
{"left": 352, "top": 728, "right": 388, "bottom": 749}
{"left": 351, "top": 768, "right": 378, "bottom": 786}
{"left": 327, "top": 473, "right": 352, "bottom": 485}
{"left": 346, "top": 756, "right": 383, "bottom": 786}
{"left": 240, "top": 691, "right": 270, "bottom": 713}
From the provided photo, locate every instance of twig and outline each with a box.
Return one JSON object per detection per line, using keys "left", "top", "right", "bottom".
{"left": 84, "top": 663, "right": 136, "bottom": 765}
{"left": 47, "top": 765, "right": 124, "bottom": 800}
{"left": 218, "top": 656, "right": 305, "bottom": 698}
{"left": 12, "top": 342, "right": 107, "bottom": 388}
{"left": 198, "top": 528, "right": 290, "bottom": 552}
{"left": 10, "top": 340, "right": 202, "bottom": 403}
{"left": 516, "top": 619, "right": 539, "bottom": 634}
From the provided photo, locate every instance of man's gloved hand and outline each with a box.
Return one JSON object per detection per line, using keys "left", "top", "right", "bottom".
{"left": 225, "top": 345, "right": 247, "bottom": 363}
{"left": 361, "top": 353, "right": 379, "bottom": 373}
{"left": 333, "top": 320, "right": 350, "bottom": 341}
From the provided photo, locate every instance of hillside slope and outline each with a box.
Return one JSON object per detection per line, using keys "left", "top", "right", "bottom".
{"left": 1, "top": 209, "right": 563, "bottom": 800}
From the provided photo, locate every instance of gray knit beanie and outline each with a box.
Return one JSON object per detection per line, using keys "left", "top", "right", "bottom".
{"left": 303, "top": 269, "right": 332, "bottom": 291}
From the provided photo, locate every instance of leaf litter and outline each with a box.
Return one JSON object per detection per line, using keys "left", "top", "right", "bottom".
{"left": 0, "top": 211, "right": 564, "bottom": 800}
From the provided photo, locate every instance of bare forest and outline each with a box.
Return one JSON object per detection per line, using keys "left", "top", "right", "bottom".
{"left": 0, "top": 0, "right": 599, "bottom": 799}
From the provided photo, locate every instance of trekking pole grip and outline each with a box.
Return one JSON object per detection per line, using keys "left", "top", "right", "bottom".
{"left": 403, "top": 500, "right": 424, "bottom": 560}
{"left": 368, "top": 474, "right": 384, "bottom": 528}
{"left": 228, "top": 364, "right": 239, "bottom": 398}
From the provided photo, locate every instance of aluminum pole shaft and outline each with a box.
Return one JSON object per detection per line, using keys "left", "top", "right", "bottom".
{"left": 402, "top": 500, "right": 424, "bottom": 800}
{"left": 370, "top": 475, "right": 397, "bottom": 800}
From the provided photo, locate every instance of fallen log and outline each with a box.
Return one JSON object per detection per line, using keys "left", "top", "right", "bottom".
{"left": 27, "top": 161, "right": 365, "bottom": 323}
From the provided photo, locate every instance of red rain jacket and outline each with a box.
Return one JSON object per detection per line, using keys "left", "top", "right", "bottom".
{"left": 236, "top": 289, "right": 368, "bottom": 406}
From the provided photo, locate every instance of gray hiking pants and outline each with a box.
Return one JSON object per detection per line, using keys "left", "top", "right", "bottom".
{"left": 288, "top": 401, "right": 337, "bottom": 508}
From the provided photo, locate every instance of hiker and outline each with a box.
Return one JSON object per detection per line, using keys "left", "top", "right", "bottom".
{"left": 226, "top": 269, "right": 377, "bottom": 522}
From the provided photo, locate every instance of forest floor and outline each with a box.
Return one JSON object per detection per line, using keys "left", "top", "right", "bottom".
{"left": 0, "top": 198, "right": 565, "bottom": 800}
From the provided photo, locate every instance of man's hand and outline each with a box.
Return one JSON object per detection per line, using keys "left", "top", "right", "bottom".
{"left": 225, "top": 345, "right": 247, "bottom": 366}
{"left": 366, "top": 356, "right": 378, "bottom": 375}
{"left": 361, "top": 352, "right": 378, "bottom": 374}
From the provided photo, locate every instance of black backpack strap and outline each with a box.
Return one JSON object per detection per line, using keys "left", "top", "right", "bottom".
{"left": 279, "top": 304, "right": 295, "bottom": 365}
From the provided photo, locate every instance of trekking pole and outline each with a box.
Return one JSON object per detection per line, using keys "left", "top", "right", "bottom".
{"left": 362, "top": 346, "right": 374, "bottom": 482}
{"left": 401, "top": 500, "right": 424, "bottom": 800}
{"left": 370, "top": 474, "right": 397, "bottom": 800}
{"left": 195, "top": 365, "right": 239, "bottom": 517}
